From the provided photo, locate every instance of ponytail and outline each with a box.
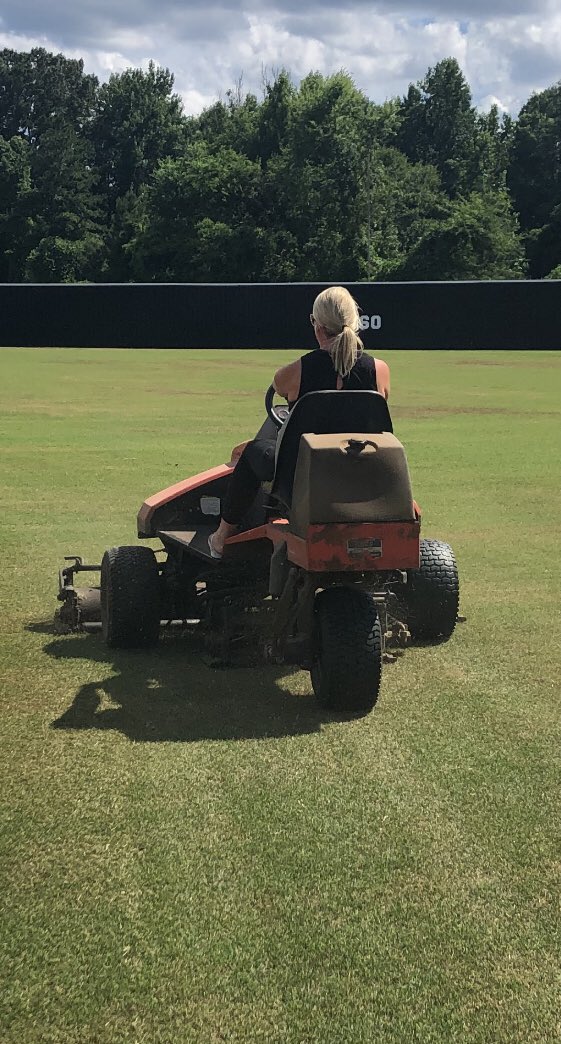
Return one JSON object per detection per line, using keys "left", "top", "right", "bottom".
{"left": 330, "top": 324, "right": 363, "bottom": 378}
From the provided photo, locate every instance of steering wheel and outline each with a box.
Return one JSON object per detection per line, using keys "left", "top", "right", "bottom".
{"left": 265, "top": 385, "right": 288, "bottom": 430}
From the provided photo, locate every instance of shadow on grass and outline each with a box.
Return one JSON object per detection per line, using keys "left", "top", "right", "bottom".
{"left": 42, "top": 630, "right": 345, "bottom": 742}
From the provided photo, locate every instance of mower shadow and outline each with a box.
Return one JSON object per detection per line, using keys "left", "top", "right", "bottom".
{"left": 44, "top": 631, "right": 346, "bottom": 742}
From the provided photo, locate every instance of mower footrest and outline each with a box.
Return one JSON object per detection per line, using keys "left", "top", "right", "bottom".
{"left": 158, "top": 528, "right": 216, "bottom": 561}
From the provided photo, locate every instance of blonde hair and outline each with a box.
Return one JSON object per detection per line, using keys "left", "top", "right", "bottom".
{"left": 312, "top": 286, "right": 364, "bottom": 378}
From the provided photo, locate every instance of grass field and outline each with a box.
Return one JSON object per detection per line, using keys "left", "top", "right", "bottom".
{"left": 1, "top": 348, "right": 560, "bottom": 1044}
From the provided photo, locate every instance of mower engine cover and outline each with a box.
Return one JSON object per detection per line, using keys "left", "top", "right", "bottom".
{"left": 289, "top": 431, "right": 415, "bottom": 538}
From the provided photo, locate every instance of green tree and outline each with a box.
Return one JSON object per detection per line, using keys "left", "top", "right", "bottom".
{"left": 395, "top": 191, "right": 526, "bottom": 280}
{"left": 508, "top": 83, "right": 561, "bottom": 275}
{"left": 102, "top": 189, "right": 146, "bottom": 281}
{"left": 0, "top": 136, "right": 33, "bottom": 279}
{"left": 91, "top": 63, "right": 186, "bottom": 214}
{"left": 359, "top": 147, "right": 450, "bottom": 280}
{"left": 196, "top": 85, "right": 260, "bottom": 160}
{"left": 256, "top": 70, "right": 295, "bottom": 165}
{"left": 398, "top": 58, "right": 480, "bottom": 197}
{"left": 127, "top": 142, "right": 265, "bottom": 280}
{"left": 524, "top": 204, "right": 561, "bottom": 278}
{"left": 24, "top": 126, "right": 105, "bottom": 281}
{"left": 89, "top": 62, "right": 189, "bottom": 278}
{"left": 0, "top": 49, "right": 554, "bottom": 285}
{"left": 0, "top": 48, "right": 97, "bottom": 145}
{"left": 264, "top": 71, "right": 377, "bottom": 280}
{"left": 0, "top": 47, "right": 103, "bottom": 281}
{"left": 475, "top": 106, "right": 514, "bottom": 192}
{"left": 508, "top": 82, "right": 561, "bottom": 231}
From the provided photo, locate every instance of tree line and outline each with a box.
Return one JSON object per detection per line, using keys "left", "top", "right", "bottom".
{"left": 0, "top": 48, "right": 560, "bottom": 283}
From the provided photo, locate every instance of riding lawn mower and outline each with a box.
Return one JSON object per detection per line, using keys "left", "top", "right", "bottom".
{"left": 55, "top": 387, "right": 460, "bottom": 715}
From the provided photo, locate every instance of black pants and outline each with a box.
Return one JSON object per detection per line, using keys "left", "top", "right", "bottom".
{"left": 222, "top": 417, "right": 277, "bottom": 525}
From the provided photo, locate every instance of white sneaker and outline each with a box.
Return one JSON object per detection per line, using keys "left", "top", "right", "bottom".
{"left": 208, "top": 533, "right": 223, "bottom": 560}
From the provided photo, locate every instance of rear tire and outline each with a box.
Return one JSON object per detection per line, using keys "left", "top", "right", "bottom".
{"left": 101, "top": 546, "right": 160, "bottom": 648}
{"left": 311, "top": 587, "right": 382, "bottom": 714}
{"left": 405, "top": 538, "right": 459, "bottom": 642}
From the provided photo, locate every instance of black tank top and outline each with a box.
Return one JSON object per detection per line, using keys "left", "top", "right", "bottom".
{"left": 296, "top": 348, "right": 377, "bottom": 402}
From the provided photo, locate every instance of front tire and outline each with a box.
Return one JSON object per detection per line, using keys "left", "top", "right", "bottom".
{"left": 405, "top": 538, "right": 459, "bottom": 642}
{"left": 101, "top": 545, "right": 160, "bottom": 648}
{"left": 311, "top": 587, "right": 382, "bottom": 714}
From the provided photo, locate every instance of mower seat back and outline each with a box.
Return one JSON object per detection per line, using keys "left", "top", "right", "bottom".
{"left": 270, "top": 390, "right": 398, "bottom": 516}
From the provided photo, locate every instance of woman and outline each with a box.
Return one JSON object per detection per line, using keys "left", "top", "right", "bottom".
{"left": 209, "top": 286, "right": 391, "bottom": 558}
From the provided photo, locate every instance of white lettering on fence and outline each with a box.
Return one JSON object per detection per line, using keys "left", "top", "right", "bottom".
{"left": 359, "top": 315, "right": 382, "bottom": 330}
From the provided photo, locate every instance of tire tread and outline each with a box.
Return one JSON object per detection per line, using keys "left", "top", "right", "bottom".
{"left": 406, "top": 538, "right": 459, "bottom": 641}
{"left": 312, "top": 587, "right": 382, "bottom": 714}
{"left": 101, "top": 545, "right": 160, "bottom": 648}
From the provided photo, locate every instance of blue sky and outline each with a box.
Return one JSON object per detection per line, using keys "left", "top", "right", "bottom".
{"left": 0, "top": 0, "right": 559, "bottom": 115}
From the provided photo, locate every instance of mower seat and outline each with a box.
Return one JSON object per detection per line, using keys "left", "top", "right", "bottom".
{"left": 269, "top": 390, "right": 394, "bottom": 513}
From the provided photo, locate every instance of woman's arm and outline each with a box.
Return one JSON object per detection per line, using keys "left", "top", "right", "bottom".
{"left": 375, "top": 358, "right": 390, "bottom": 400}
{"left": 228, "top": 440, "right": 249, "bottom": 466}
{"left": 273, "top": 359, "right": 302, "bottom": 403}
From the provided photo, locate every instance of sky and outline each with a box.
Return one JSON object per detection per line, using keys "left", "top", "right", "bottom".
{"left": 0, "top": 0, "right": 559, "bottom": 117}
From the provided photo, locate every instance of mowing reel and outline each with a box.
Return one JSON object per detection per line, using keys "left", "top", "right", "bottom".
{"left": 54, "top": 556, "right": 102, "bottom": 633}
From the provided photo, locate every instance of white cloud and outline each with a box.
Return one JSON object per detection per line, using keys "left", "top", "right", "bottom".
{"left": 244, "top": 14, "right": 327, "bottom": 72}
{"left": 479, "top": 93, "right": 510, "bottom": 112}
{"left": 104, "top": 28, "right": 155, "bottom": 51}
{"left": 1, "top": 3, "right": 560, "bottom": 116}
{"left": 179, "top": 86, "right": 219, "bottom": 116}
{"left": 94, "top": 50, "right": 135, "bottom": 75}
{"left": 0, "top": 29, "right": 59, "bottom": 52}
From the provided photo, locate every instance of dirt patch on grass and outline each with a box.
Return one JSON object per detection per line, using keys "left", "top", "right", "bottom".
{"left": 455, "top": 357, "right": 561, "bottom": 369}
{"left": 393, "top": 405, "right": 561, "bottom": 418}
{"left": 1, "top": 399, "right": 124, "bottom": 415}
{"left": 160, "top": 388, "right": 258, "bottom": 397}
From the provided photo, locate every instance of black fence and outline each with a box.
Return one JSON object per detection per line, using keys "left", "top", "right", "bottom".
{"left": 1, "top": 280, "right": 560, "bottom": 350}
